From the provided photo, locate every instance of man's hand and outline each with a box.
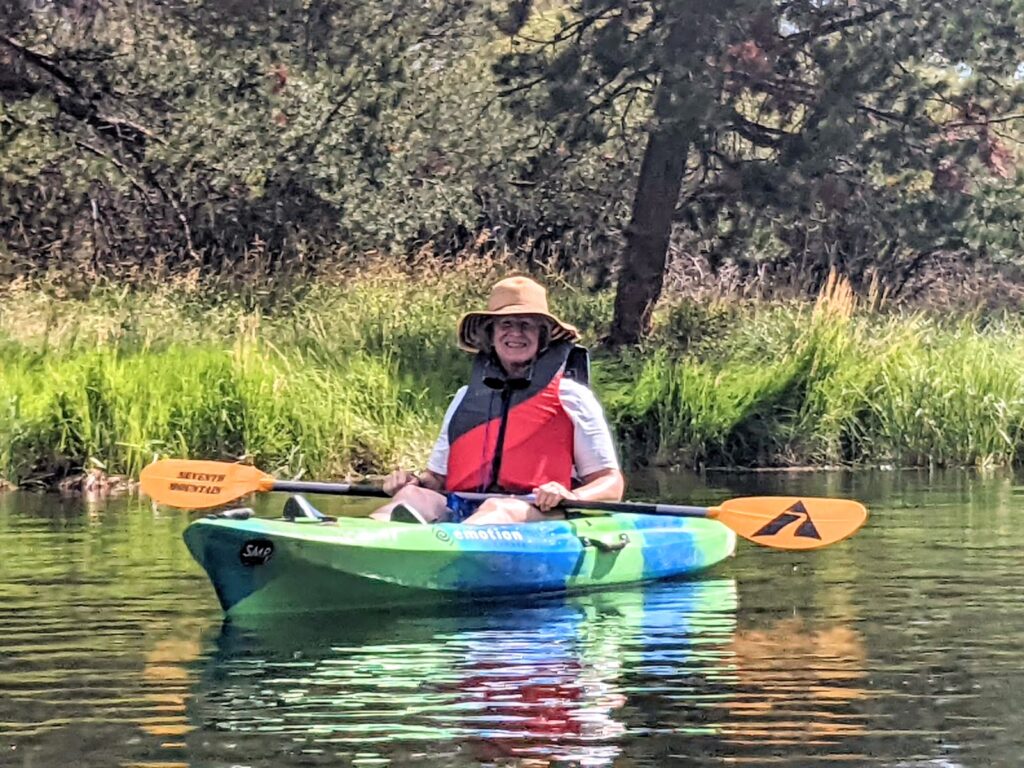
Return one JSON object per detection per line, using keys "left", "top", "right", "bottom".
{"left": 533, "top": 481, "right": 578, "bottom": 512}
{"left": 383, "top": 469, "right": 420, "bottom": 496}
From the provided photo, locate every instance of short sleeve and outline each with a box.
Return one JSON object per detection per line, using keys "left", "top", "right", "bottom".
{"left": 426, "top": 386, "right": 468, "bottom": 475}
{"left": 559, "top": 379, "right": 620, "bottom": 477}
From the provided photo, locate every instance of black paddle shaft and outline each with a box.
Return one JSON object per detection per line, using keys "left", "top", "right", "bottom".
{"left": 270, "top": 481, "right": 711, "bottom": 519}
{"left": 272, "top": 481, "right": 390, "bottom": 498}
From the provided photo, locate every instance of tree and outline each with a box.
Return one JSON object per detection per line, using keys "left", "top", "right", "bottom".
{"left": 495, "top": 0, "right": 1024, "bottom": 344}
{"left": 0, "top": 0, "right": 640, "bottom": 285}
{"left": 0, "top": 0, "right": 527, "bottom": 280}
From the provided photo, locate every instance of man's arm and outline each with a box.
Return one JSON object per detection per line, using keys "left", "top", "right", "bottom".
{"left": 533, "top": 468, "right": 624, "bottom": 511}
{"left": 573, "top": 467, "right": 625, "bottom": 502}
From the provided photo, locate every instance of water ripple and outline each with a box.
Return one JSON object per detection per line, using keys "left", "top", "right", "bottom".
{"left": 4, "top": 474, "right": 1024, "bottom": 766}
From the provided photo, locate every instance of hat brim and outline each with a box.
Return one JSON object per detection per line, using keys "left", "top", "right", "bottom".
{"left": 457, "top": 307, "right": 580, "bottom": 353}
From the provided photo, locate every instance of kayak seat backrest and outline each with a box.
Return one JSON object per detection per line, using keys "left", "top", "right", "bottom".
{"left": 283, "top": 494, "right": 336, "bottom": 522}
{"left": 564, "top": 345, "right": 590, "bottom": 387}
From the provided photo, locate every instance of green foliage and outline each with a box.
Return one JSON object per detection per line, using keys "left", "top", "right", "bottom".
{"left": 4, "top": 0, "right": 1022, "bottom": 317}
{"left": 608, "top": 305, "right": 1024, "bottom": 470}
{"left": 6, "top": 271, "right": 1024, "bottom": 485}
{"left": 0, "top": 263, "right": 601, "bottom": 485}
{"left": 496, "top": 0, "right": 1024, "bottom": 296}
{"left": 1, "top": 0, "right": 634, "bottom": 284}
{"left": 0, "top": 341, "right": 441, "bottom": 485}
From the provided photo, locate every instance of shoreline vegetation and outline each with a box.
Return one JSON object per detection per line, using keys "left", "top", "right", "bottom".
{"left": 3, "top": 261, "right": 1024, "bottom": 493}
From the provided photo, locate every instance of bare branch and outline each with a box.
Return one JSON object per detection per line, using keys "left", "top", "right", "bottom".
{"left": 948, "top": 113, "right": 1024, "bottom": 128}
{"left": 780, "top": 4, "right": 901, "bottom": 52}
{"left": 75, "top": 140, "right": 198, "bottom": 260}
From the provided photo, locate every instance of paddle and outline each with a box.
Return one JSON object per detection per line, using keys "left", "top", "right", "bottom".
{"left": 139, "top": 458, "right": 867, "bottom": 550}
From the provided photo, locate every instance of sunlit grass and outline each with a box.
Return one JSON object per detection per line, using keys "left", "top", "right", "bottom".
{"left": 3, "top": 265, "right": 1024, "bottom": 486}
{"left": 0, "top": 342, "right": 443, "bottom": 485}
{"left": 0, "top": 261, "right": 599, "bottom": 485}
{"left": 613, "top": 281, "right": 1024, "bottom": 470}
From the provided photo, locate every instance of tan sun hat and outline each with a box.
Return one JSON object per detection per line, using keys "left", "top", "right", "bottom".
{"left": 456, "top": 275, "right": 581, "bottom": 353}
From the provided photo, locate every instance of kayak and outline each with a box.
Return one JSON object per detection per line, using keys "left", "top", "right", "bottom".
{"left": 183, "top": 499, "right": 737, "bottom": 616}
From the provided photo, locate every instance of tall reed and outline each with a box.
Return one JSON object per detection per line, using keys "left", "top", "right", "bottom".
{"left": 4, "top": 266, "right": 1024, "bottom": 487}
{"left": 617, "top": 278, "right": 1024, "bottom": 469}
{"left": 0, "top": 261, "right": 597, "bottom": 484}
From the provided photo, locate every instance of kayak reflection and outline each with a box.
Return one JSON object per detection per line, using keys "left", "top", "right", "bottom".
{"left": 186, "top": 578, "right": 738, "bottom": 767}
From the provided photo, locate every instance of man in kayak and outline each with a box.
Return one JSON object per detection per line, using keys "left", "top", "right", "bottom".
{"left": 371, "top": 274, "right": 624, "bottom": 525}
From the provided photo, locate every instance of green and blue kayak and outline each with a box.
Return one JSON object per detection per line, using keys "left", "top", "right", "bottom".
{"left": 183, "top": 501, "right": 737, "bottom": 616}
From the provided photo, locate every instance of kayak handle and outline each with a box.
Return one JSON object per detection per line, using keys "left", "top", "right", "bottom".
{"left": 578, "top": 533, "right": 630, "bottom": 552}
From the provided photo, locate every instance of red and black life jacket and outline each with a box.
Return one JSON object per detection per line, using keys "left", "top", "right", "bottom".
{"left": 445, "top": 342, "right": 584, "bottom": 493}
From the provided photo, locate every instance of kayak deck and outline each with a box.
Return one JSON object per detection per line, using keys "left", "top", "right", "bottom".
{"left": 184, "top": 504, "right": 737, "bottom": 616}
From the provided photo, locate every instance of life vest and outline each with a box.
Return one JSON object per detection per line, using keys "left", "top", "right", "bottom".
{"left": 445, "top": 342, "right": 578, "bottom": 493}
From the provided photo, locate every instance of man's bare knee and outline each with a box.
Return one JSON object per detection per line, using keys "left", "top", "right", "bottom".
{"left": 372, "top": 486, "right": 450, "bottom": 523}
{"left": 464, "top": 498, "right": 535, "bottom": 525}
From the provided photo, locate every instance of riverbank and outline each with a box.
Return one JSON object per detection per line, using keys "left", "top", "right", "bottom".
{"left": 3, "top": 263, "right": 1024, "bottom": 489}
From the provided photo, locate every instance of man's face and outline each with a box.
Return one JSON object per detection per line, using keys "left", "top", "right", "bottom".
{"left": 492, "top": 315, "right": 542, "bottom": 370}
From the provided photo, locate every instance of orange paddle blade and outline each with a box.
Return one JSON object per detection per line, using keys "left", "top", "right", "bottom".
{"left": 139, "top": 459, "right": 273, "bottom": 509}
{"left": 711, "top": 496, "right": 867, "bottom": 550}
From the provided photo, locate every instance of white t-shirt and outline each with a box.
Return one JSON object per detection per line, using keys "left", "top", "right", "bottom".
{"left": 426, "top": 378, "right": 620, "bottom": 479}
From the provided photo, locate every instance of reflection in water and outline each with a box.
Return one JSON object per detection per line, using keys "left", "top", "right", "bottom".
{"left": 140, "top": 636, "right": 204, "bottom": 740}
{"left": 0, "top": 493, "right": 215, "bottom": 768}
{"left": 9, "top": 470, "right": 1024, "bottom": 766}
{"left": 187, "top": 580, "right": 738, "bottom": 766}
{"left": 726, "top": 620, "right": 868, "bottom": 745}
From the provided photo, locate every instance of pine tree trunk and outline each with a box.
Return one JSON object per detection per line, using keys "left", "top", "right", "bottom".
{"left": 605, "top": 4, "right": 709, "bottom": 348}
{"left": 607, "top": 122, "right": 689, "bottom": 346}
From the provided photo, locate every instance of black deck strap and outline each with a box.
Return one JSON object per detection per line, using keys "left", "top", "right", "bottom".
{"left": 206, "top": 507, "right": 254, "bottom": 520}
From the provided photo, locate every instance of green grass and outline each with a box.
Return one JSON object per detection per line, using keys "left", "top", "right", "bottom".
{"left": 4, "top": 265, "right": 1024, "bottom": 486}
{"left": 618, "top": 302, "right": 1024, "bottom": 469}
{"left": 0, "top": 342, "right": 441, "bottom": 485}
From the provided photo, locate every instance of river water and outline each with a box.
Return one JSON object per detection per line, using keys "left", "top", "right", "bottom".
{"left": 2, "top": 469, "right": 1023, "bottom": 767}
